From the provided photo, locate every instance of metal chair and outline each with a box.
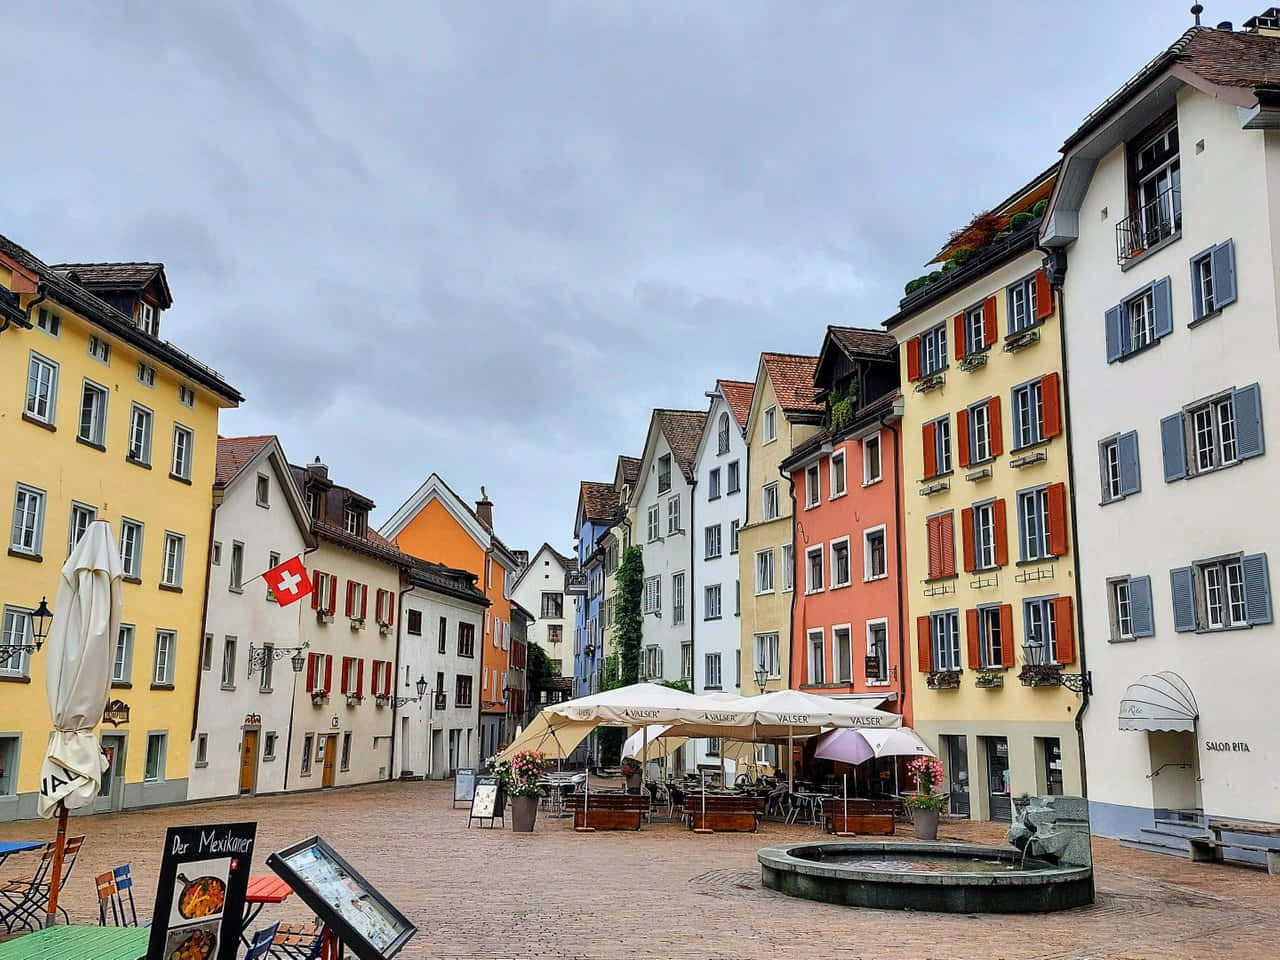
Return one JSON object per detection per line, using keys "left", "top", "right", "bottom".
{"left": 0, "top": 843, "right": 54, "bottom": 933}
{"left": 97, "top": 863, "right": 143, "bottom": 927}
{"left": 270, "top": 919, "right": 325, "bottom": 959}
{"left": 245, "top": 921, "right": 282, "bottom": 960}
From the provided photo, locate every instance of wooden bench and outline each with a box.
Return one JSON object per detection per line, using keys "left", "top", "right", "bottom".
{"left": 685, "top": 794, "right": 758, "bottom": 832}
{"left": 570, "top": 793, "right": 647, "bottom": 831}
{"left": 1189, "top": 819, "right": 1280, "bottom": 876}
{"left": 822, "top": 798, "right": 897, "bottom": 836}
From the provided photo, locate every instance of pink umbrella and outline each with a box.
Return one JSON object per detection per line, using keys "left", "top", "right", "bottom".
{"left": 813, "top": 728, "right": 875, "bottom": 765}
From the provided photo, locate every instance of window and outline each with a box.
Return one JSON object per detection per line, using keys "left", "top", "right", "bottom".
{"left": 657, "top": 454, "right": 672, "bottom": 493}
{"left": 78, "top": 380, "right": 108, "bottom": 446}
{"left": 260, "top": 643, "right": 274, "bottom": 692}
{"left": 763, "top": 406, "right": 777, "bottom": 443}
{"left": 972, "top": 501, "right": 997, "bottom": 570}
{"left": 1110, "top": 577, "right": 1146, "bottom": 641}
{"left": 1127, "top": 121, "right": 1181, "bottom": 259}
{"left": 1017, "top": 488, "right": 1049, "bottom": 561}
{"left": 1012, "top": 381, "right": 1044, "bottom": 449}
{"left": 119, "top": 521, "right": 144, "bottom": 578}
{"left": 34, "top": 306, "right": 60, "bottom": 336}
{"left": 717, "top": 412, "right": 731, "bottom": 455}
{"left": 830, "top": 451, "right": 846, "bottom": 498}
{"left": 680, "top": 643, "right": 693, "bottom": 681}
{"left": 672, "top": 572, "right": 685, "bottom": 625}
{"left": 808, "top": 629, "right": 825, "bottom": 684}
{"left": 10, "top": 484, "right": 45, "bottom": 557}
{"left": 969, "top": 402, "right": 991, "bottom": 464}
{"left": 127, "top": 404, "right": 153, "bottom": 465}
{"left": 762, "top": 482, "right": 780, "bottom": 521}
{"left": 24, "top": 352, "right": 57, "bottom": 425}
{"left": 931, "top": 611, "right": 961, "bottom": 671}
{"left": 1105, "top": 277, "right": 1173, "bottom": 361}
{"left": 0, "top": 607, "right": 32, "bottom": 678}
{"left": 344, "top": 508, "right": 362, "bottom": 536}
{"left": 67, "top": 502, "right": 96, "bottom": 556}
{"left": 138, "top": 302, "right": 157, "bottom": 335}
{"left": 547, "top": 623, "right": 562, "bottom": 645}
{"left": 300, "top": 734, "right": 314, "bottom": 775}
{"left": 1008, "top": 275, "right": 1040, "bottom": 333}
{"left": 977, "top": 606, "right": 1008, "bottom": 668}
{"left": 805, "top": 464, "right": 820, "bottom": 508}
{"left": 920, "top": 323, "right": 948, "bottom": 376}
{"left": 727, "top": 460, "right": 741, "bottom": 493}
{"left": 88, "top": 335, "right": 110, "bottom": 364}
{"left": 229, "top": 541, "right": 244, "bottom": 591}
{"left": 755, "top": 548, "right": 774, "bottom": 594}
{"left": 646, "top": 505, "right": 660, "bottom": 542}
{"left": 924, "top": 416, "right": 951, "bottom": 477}
{"left": 781, "top": 543, "right": 794, "bottom": 592}
{"left": 264, "top": 551, "right": 281, "bottom": 601}
{"left": 194, "top": 734, "right": 208, "bottom": 766}
{"left": 1189, "top": 241, "right": 1237, "bottom": 322}
{"left": 1100, "top": 432, "right": 1141, "bottom": 502}
{"left": 220, "top": 637, "right": 237, "bottom": 689}
{"left": 255, "top": 474, "right": 270, "bottom": 507}
{"left": 704, "top": 524, "right": 722, "bottom": 560}
{"left": 704, "top": 584, "right": 722, "bottom": 620}
{"left": 340, "top": 732, "right": 352, "bottom": 771}
{"left": 1023, "top": 597, "right": 1058, "bottom": 663}
{"left": 179, "top": 385, "right": 196, "bottom": 408}
{"left": 666, "top": 496, "right": 680, "bottom": 535}
{"left": 925, "top": 511, "right": 956, "bottom": 579}
{"left": 456, "top": 674, "right": 473, "bottom": 707}
{"left": 1163, "top": 384, "right": 1263, "bottom": 481}
{"left": 136, "top": 363, "right": 156, "bottom": 388}
{"left": 863, "top": 434, "right": 882, "bottom": 484}
{"left": 1193, "top": 395, "right": 1237, "bottom": 473}
{"left": 863, "top": 528, "right": 886, "bottom": 581}
{"left": 730, "top": 519, "right": 740, "bottom": 554}
{"left": 754, "top": 632, "right": 781, "bottom": 679}
{"left": 643, "top": 575, "right": 661, "bottom": 615}
{"left": 643, "top": 645, "right": 663, "bottom": 680}
{"left": 112, "top": 624, "right": 134, "bottom": 683}
{"left": 541, "top": 593, "right": 563, "bottom": 618}
{"left": 458, "top": 622, "right": 475, "bottom": 657}
{"left": 263, "top": 732, "right": 277, "bottom": 760}
{"left": 212, "top": 542, "right": 222, "bottom": 565}
{"left": 306, "top": 490, "right": 319, "bottom": 518}
{"left": 708, "top": 468, "right": 721, "bottom": 500}
{"left": 162, "top": 532, "right": 185, "bottom": 588}
{"left": 706, "top": 655, "right": 727, "bottom": 691}
{"left": 706, "top": 737, "right": 721, "bottom": 757}
{"left": 867, "top": 621, "right": 889, "bottom": 681}
{"left": 144, "top": 733, "right": 166, "bottom": 782}
{"left": 831, "top": 537, "right": 851, "bottom": 587}
{"left": 964, "top": 303, "right": 987, "bottom": 354}
{"left": 202, "top": 634, "right": 213, "bottom": 671}
{"left": 153, "top": 630, "right": 175, "bottom": 685}
{"left": 834, "top": 625, "right": 852, "bottom": 683}
{"left": 805, "top": 545, "right": 824, "bottom": 593}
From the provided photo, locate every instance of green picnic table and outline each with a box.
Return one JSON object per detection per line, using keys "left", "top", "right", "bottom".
{"left": 0, "top": 925, "right": 148, "bottom": 959}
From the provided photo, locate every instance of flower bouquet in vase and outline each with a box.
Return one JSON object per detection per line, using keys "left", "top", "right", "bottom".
{"left": 499, "top": 749, "right": 551, "bottom": 832}
{"left": 903, "top": 756, "right": 946, "bottom": 840}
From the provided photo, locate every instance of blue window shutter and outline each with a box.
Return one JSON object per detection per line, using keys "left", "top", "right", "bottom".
{"left": 1152, "top": 276, "right": 1173, "bottom": 339}
{"left": 1016, "top": 494, "right": 1027, "bottom": 563}
{"left": 1010, "top": 388, "right": 1022, "bottom": 448}
{"left": 1242, "top": 553, "right": 1272, "bottom": 625}
{"left": 1105, "top": 305, "right": 1124, "bottom": 363}
{"left": 1169, "top": 566, "right": 1197, "bottom": 632}
{"left": 1233, "top": 382, "right": 1264, "bottom": 459}
{"left": 1129, "top": 575, "right": 1155, "bottom": 637}
{"left": 1189, "top": 253, "right": 1206, "bottom": 323}
{"left": 1118, "top": 430, "right": 1141, "bottom": 495}
{"left": 1160, "top": 413, "right": 1187, "bottom": 481}
{"left": 1212, "top": 240, "right": 1237, "bottom": 309}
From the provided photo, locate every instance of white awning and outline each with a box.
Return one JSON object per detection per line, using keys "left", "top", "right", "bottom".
{"left": 1118, "top": 672, "right": 1198, "bottom": 732}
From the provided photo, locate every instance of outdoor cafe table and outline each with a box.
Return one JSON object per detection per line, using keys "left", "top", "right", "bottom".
{"left": 0, "top": 925, "right": 148, "bottom": 960}
{"left": 241, "top": 873, "right": 295, "bottom": 945}
{"left": 0, "top": 842, "right": 42, "bottom": 870}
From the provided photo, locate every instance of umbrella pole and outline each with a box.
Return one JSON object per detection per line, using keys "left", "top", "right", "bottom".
{"left": 835, "top": 772, "right": 853, "bottom": 837}
{"left": 46, "top": 801, "right": 67, "bottom": 925}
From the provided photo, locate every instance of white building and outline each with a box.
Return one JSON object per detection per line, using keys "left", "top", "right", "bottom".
{"left": 510, "top": 542, "right": 573, "bottom": 682}
{"left": 689, "top": 380, "right": 753, "bottom": 768}
{"left": 630, "top": 409, "right": 706, "bottom": 698}
{"left": 397, "top": 561, "right": 488, "bottom": 780}
{"left": 1041, "top": 17, "right": 1280, "bottom": 849}
{"left": 189, "top": 436, "right": 315, "bottom": 801}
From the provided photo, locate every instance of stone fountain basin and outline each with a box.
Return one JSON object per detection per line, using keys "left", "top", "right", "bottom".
{"left": 758, "top": 841, "right": 1094, "bottom": 913}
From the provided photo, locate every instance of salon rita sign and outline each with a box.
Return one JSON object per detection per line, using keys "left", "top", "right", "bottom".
{"left": 1204, "top": 740, "right": 1251, "bottom": 752}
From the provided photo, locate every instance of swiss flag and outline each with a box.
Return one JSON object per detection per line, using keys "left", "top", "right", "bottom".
{"left": 265, "top": 555, "right": 312, "bottom": 607}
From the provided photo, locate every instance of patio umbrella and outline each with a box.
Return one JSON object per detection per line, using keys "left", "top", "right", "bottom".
{"left": 495, "top": 714, "right": 596, "bottom": 762}
{"left": 812, "top": 729, "right": 876, "bottom": 766}
{"left": 857, "top": 727, "right": 936, "bottom": 759}
{"left": 621, "top": 724, "right": 686, "bottom": 763}
{"left": 814, "top": 726, "right": 934, "bottom": 763}
{"left": 38, "top": 520, "right": 121, "bottom": 925}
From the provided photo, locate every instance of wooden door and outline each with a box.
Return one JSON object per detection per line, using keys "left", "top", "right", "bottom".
{"left": 322, "top": 734, "right": 337, "bottom": 787}
{"left": 239, "top": 730, "right": 259, "bottom": 794}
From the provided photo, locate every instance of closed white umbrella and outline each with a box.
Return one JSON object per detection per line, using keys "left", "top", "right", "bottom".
{"left": 857, "top": 727, "right": 936, "bottom": 759}
{"left": 38, "top": 520, "right": 120, "bottom": 924}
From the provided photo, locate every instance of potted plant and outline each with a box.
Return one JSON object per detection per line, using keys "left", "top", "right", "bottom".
{"left": 499, "top": 749, "right": 550, "bottom": 832}
{"left": 620, "top": 756, "right": 643, "bottom": 792}
{"left": 903, "top": 756, "right": 947, "bottom": 841}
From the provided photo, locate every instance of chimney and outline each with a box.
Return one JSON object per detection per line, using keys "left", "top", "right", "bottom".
{"left": 475, "top": 485, "right": 493, "bottom": 531}
{"left": 308, "top": 455, "right": 328, "bottom": 481}
{"left": 1216, "top": 20, "right": 1234, "bottom": 30}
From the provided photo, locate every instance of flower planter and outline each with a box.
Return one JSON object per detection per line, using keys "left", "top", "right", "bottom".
{"left": 910, "top": 807, "right": 940, "bottom": 841}
{"left": 511, "top": 795, "right": 539, "bottom": 833}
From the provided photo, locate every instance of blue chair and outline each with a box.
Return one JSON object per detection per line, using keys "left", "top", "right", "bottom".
{"left": 245, "top": 921, "right": 281, "bottom": 960}
{"left": 97, "top": 863, "right": 144, "bottom": 926}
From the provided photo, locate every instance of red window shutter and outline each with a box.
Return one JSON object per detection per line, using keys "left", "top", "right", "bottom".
{"left": 1041, "top": 372, "right": 1062, "bottom": 439}
{"left": 906, "top": 337, "right": 921, "bottom": 381}
{"left": 345, "top": 582, "right": 353, "bottom": 618}
{"left": 953, "top": 313, "right": 965, "bottom": 359}
{"left": 956, "top": 409, "right": 971, "bottom": 469}
{"left": 992, "top": 498, "right": 1009, "bottom": 567}
{"left": 922, "top": 422, "right": 937, "bottom": 479}
{"left": 999, "top": 605, "right": 1015, "bottom": 667}
{"left": 341, "top": 657, "right": 351, "bottom": 694}
{"left": 327, "top": 579, "right": 336, "bottom": 616}
{"left": 988, "top": 397, "right": 1003, "bottom": 457}
{"left": 983, "top": 299, "right": 997, "bottom": 346}
{"left": 1035, "top": 269, "right": 1053, "bottom": 320}
{"left": 385, "top": 663, "right": 393, "bottom": 696}
{"left": 939, "top": 512, "right": 956, "bottom": 577}
{"left": 916, "top": 616, "right": 933, "bottom": 672}
{"left": 1052, "top": 596, "right": 1076, "bottom": 664}
{"left": 374, "top": 589, "right": 383, "bottom": 621}
{"left": 323, "top": 655, "right": 333, "bottom": 694}
{"left": 386, "top": 592, "right": 395, "bottom": 627}
{"left": 306, "top": 653, "right": 317, "bottom": 691}
{"left": 926, "top": 516, "right": 941, "bottom": 579}
{"left": 966, "top": 609, "right": 981, "bottom": 669}
{"left": 961, "top": 507, "right": 976, "bottom": 573}
{"left": 356, "top": 659, "right": 364, "bottom": 698}
{"left": 360, "top": 584, "right": 368, "bottom": 620}
{"left": 1046, "top": 482, "right": 1068, "bottom": 556}
{"left": 311, "top": 574, "right": 320, "bottom": 610}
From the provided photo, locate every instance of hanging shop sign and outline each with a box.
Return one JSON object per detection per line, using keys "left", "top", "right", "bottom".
{"left": 102, "top": 699, "right": 131, "bottom": 727}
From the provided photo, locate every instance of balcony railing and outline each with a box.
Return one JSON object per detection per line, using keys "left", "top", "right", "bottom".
{"left": 1115, "top": 186, "right": 1181, "bottom": 264}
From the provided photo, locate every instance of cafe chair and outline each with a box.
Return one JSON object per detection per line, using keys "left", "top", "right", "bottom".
{"left": 0, "top": 842, "right": 55, "bottom": 933}
{"left": 245, "top": 921, "right": 282, "bottom": 960}
{"left": 97, "top": 863, "right": 145, "bottom": 927}
{"left": 270, "top": 918, "right": 325, "bottom": 960}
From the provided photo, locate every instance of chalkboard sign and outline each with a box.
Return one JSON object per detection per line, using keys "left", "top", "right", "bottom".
{"left": 452, "top": 768, "right": 477, "bottom": 807}
{"left": 467, "top": 776, "right": 505, "bottom": 828}
{"left": 145, "top": 821, "right": 256, "bottom": 960}
{"left": 267, "top": 836, "right": 415, "bottom": 960}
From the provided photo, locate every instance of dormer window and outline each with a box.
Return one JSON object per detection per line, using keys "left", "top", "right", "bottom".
{"left": 657, "top": 454, "right": 671, "bottom": 493}
{"left": 138, "top": 302, "right": 157, "bottom": 336}
{"left": 344, "top": 507, "right": 363, "bottom": 536}
{"left": 1117, "top": 116, "right": 1181, "bottom": 263}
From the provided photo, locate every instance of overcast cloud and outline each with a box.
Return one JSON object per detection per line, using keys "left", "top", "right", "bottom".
{"left": 5, "top": 1, "right": 1225, "bottom": 552}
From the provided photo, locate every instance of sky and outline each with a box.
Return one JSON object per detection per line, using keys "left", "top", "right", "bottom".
{"left": 4, "top": 1, "right": 1240, "bottom": 553}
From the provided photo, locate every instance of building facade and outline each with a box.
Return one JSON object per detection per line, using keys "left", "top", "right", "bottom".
{"left": 511, "top": 542, "right": 574, "bottom": 684}
{"left": 599, "top": 455, "right": 640, "bottom": 670}
{"left": 572, "top": 483, "right": 615, "bottom": 700}
{"left": 1041, "top": 19, "right": 1280, "bottom": 841}
{"left": 0, "top": 238, "right": 241, "bottom": 820}
{"left": 188, "top": 437, "right": 314, "bottom": 801}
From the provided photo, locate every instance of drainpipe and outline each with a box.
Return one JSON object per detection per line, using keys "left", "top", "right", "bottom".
{"left": 389, "top": 571, "right": 413, "bottom": 782}
{"left": 780, "top": 460, "right": 798, "bottom": 691}
{"left": 189, "top": 501, "right": 219, "bottom": 743}
{"left": 0, "top": 284, "right": 46, "bottom": 335}
{"left": 687, "top": 481, "right": 696, "bottom": 696}
{"left": 882, "top": 409, "right": 908, "bottom": 724}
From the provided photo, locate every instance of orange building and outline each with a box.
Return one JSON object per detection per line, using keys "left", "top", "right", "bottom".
{"left": 379, "top": 475, "right": 523, "bottom": 759}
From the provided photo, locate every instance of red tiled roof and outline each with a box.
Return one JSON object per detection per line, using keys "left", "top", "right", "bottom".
{"left": 580, "top": 481, "right": 619, "bottom": 524}
{"left": 827, "top": 327, "right": 897, "bottom": 360}
{"left": 718, "top": 379, "right": 755, "bottom": 429}
{"left": 215, "top": 436, "right": 273, "bottom": 486}
{"left": 655, "top": 409, "right": 708, "bottom": 479}
{"left": 618, "top": 455, "right": 641, "bottom": 486}
{"left": 761, "top": 353, "right": 822, "bottom": 417}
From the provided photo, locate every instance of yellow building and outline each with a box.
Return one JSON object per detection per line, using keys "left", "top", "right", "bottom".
{"left": 885, "top": 169, "right": 1083, "bottom": 822}
{"left": 737, "top": 353, "right": 822, "bottom": 696}
{"left": 0, "top": 236, "right": 240, "bottom": 820}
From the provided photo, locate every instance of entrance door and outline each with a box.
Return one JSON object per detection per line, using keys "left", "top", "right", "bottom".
{"left": 985, "top": 737, "right": 1011, "bottom": 822}
{"left": 1148, "top": 731, "right": 1201, "bottom": 815}
{"left": 941, "top": 735, "right": 970, "bottom": 817}
{"left": 239, "top": 730, "right": 259, "bottom": 795}
{"left": 448, "top": 730, "right": 460, "bottom": 776}
{"left": 1041, "top": 738, "right": 1064, "bottom": 796}
{"left": 431, "top": 730, "right": 443, "bottom": 779}
{"left": 97, "top": 735, "right": 127, "bottom": 813}
{"left": 321, "top": 734, "right": 338, "bottom": 787}
{"left": 400, "top": 717, "right": 410, "bottom": 775}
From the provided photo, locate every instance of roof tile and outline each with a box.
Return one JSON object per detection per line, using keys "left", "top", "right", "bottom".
{"left": 827, "top": 327, "right": 897, "bottom": 360}
{"left": 655, "top": 409, "right": 709, "bottom": 479}
{"left": 580, "top": 481, "right": 619, "bottom": 524}
{"left": 761, "top": 353, "right": 822, "bottom": 416}
{"left": 717, "top": 379, "right": 755, "bottom": 429}
{"left": 216, "top": 435, "right": 273, "bottom": 486}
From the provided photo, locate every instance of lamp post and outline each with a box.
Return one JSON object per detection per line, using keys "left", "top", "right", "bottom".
{"left": 280, "top": 643, "right": 309, "bottom": 792}
{"left": 0, "top": 597, "right": 51, "bottom": 667}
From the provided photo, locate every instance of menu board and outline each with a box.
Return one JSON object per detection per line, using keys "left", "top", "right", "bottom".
{"left": 468, "top": 776, "right": 504, "bottom": 828}
{"left": 146, "top": 822, "right": 255, "bottom": 960}
{"left": 453, "top": 768, "right": 477, "bottom": 806}
{"left": 267, "top": 837, "right": 415, "bottom": 960}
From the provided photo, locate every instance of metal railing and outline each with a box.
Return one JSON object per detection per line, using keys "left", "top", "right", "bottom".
{"left": 1115, "top": 186, "right": 1181, "bottom": 263}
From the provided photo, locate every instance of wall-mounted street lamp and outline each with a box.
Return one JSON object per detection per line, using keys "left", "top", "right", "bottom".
{"left": 754, "top": 660, "right": 769, "bottom": 696}
{"left": 0, "top": 597, "right": 51, "bottom": 667}
{"left": 392, "top": 675, "right": 429, "bottom": 708}
{"left": 248, "top": 641, "right": 309, "bottom": 677}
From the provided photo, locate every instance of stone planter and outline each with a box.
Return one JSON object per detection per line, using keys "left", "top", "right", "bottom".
{"left": 910, "top": 807, "right": 940, "bottom": 841}
{"left": 511, "top": 795, "right": 539, "bottom": 833}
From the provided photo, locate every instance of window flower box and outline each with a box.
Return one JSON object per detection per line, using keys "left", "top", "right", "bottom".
{"left": 1018, "top": 664, "right": 1063, "bottom": 687}
{"left": 316, "top": 610, "right": 333, "bottom": 624}
{"left": 349, "top": 617, "right": 365, "bottom": 631}
{"left": 958, "top": 352, "right": 988, "bottom": 372}
{"left": 914, "top": 372, "right": 945, "bottom": 393}
{"left": 346, "top": 693, "right": 363, "bottom": 707}
{"left": 378, "top": 621, "right": 391, "bottom": 636}
{"left": 926, "top": 670, "right": 961, "bottom": 690}
{"left": 375, "top": 694, "right": 390, "bottom": 708}
{"left": 1003, "top": 328, "right": 1040, "bottom": 353}
{"left": 310, "top": 692, "right": 330, "bottom": 707}
{"left": 975, "top": 670, "right": 1004, "bottom": 689}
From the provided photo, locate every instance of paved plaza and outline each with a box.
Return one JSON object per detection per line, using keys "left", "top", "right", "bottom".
{"left": 0, "top": 780, "right": 1275, "bottom": 959}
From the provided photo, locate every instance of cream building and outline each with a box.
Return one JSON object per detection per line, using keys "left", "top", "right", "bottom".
{"left": 510, "top": 542, "right": 573, "bottom": 681}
